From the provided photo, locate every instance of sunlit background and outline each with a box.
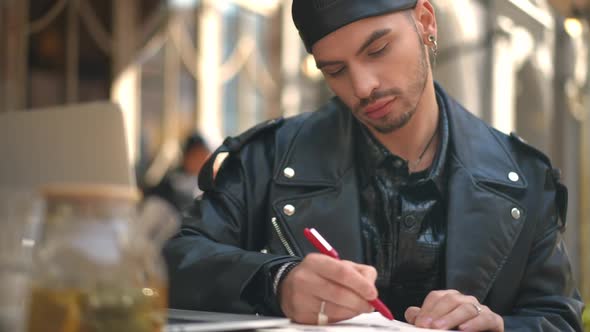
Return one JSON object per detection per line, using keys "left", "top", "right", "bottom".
{"left": 1, "top": 0, "right": 589, "bottom": 308}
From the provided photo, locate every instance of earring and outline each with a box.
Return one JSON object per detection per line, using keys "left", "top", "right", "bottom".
{"left": 428, "top": 35, "right": 438, "bottom": 57}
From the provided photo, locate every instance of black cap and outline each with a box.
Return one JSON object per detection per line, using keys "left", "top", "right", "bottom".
{"left": 292, "top": 0, "right": 418, "bottom": 53}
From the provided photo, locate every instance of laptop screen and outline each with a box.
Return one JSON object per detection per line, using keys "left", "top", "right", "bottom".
{"left": 0, "top": 102, "right": 134, "bottom": 189}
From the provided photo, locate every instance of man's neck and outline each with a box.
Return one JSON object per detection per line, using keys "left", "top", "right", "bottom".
{"left": 367, "top": 82, "right": 440, "bottom": 172}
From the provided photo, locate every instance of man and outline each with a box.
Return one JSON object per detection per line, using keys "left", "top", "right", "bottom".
{"left": 144, "top": 133, "right": 210, "bottom": 213}
{"left": 163, "top": 1, "right": 584, "bottom": 331}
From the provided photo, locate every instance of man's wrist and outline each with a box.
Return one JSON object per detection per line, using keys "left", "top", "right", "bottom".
{"left": 272, "top": 261, "right": 299, "bottom": 296}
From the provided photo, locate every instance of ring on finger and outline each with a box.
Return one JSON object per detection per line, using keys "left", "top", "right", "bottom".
{"left": 317, "top": 301, "right": 328, "bottom": 325}
{"left": 472, "top": 303, "right": 483, "bottom": 316}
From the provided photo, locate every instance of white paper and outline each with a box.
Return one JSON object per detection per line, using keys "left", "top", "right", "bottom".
{"left": 258, "top": 312, "right": 452, "bottom": 331}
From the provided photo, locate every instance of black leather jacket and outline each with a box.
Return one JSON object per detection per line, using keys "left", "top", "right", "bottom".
{"left": 164, "top": 84, "right": 583, "bottom": 331}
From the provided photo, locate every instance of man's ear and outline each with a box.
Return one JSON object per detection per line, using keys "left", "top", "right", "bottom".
{"left": 414, "top": 0, "right": 437, "bottom": 44}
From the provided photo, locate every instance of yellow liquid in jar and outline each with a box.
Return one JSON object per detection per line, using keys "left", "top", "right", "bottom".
{"left": 27, "top": 285, "right": 167, "bottom": 332}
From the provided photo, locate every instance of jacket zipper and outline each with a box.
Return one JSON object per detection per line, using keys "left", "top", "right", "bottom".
{"left": 271, "top": 217, "right": 295, "bottom": 256}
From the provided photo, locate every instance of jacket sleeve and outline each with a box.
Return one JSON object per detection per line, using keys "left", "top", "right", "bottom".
{"left": 503, "top": 230, "right": 584, "bottom": 330}
{"left": 162, "top": 135, "right": 297, "bottom": 314}
{"left": 502, "top": 178, "right": 584, "bottom": 331}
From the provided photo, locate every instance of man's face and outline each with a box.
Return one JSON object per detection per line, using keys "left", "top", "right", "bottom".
{"left": 312, "top": 11, "right": 430, "bottom": 134}
{"left": 183, "top": 146, "right": 210, "bottom": 176}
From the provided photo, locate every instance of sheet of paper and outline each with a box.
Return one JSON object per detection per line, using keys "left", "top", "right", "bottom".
{"left": 258, "top": 312, "right": 452, "bottom": 331}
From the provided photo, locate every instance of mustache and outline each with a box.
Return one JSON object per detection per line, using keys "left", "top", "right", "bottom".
{"left": 355, "top": 88, "right": 402, "bottom": 111}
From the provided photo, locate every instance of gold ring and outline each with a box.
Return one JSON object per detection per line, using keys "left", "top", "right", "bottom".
{"left": 317, "top": 301, "right": 328, "bottom": 325}
{"left": 472, "top": 303, "right": 483, "bottom": 316}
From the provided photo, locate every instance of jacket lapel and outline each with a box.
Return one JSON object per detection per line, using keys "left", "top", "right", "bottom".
{"left": 445, "top": 163, "right": 527, "bottom": 301}
{"left": 442, "top": 87, "right": 527, "bottom": 301}
{"left": 271, "top": 99, "right": 364, "bottom": 262}
{"left": 271, "top": 173, "right": 364, "bottom": 262}
{"left": 271, "top": 85, "right": 530, "bottom": 301}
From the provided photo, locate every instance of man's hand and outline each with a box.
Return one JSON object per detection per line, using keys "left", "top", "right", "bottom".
{"left": 278, "top": 253, "right": 378, "bottom": 324}
{"left": 404, "top": 290, "right": 504, "bottom": 331}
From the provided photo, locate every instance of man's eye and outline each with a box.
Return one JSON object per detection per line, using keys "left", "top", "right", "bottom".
{"left": 326, "top": 67, "right": 345, "bottom": 77}
{"left": 368, "top": 43, "right": 389, "bottom": 56}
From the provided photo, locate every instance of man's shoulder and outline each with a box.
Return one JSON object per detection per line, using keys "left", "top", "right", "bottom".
{"left": 490, "top": 128, "right": 554, "bottom": 170}
{"left": 442, "top": 91, "right": 554, "bottom": 171}
{"left": 222, "top": 97, "right": 346, "bottom": 155}
{"left": 490, "top": 129, "right": 566, "bottom": 220}
{"left": 446, "top": 102, "right": 568, "bottom": 227}
{"left": 201, "top": 98, "right": 347, "bottom": 187}
{"left": 506, "top": 132, "right": 553, "bottom": 166}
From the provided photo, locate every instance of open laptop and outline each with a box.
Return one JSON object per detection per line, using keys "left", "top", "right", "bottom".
{"left": 0, "top": 104, "right": 289, "bottom": 330}
{"left": 0, "top": 102, "right": 135, "bottom": 188}
{"left": 166, "top": 309, "right": 290, "bottom": 332}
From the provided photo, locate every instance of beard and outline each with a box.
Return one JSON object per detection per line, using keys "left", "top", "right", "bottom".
{"left": 354, "top": 34, "right": 430, "bottom": 134}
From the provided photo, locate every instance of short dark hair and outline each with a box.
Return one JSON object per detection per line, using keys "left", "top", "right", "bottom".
{"left": 182, "top": 133, "right": 207, "bottom": 155}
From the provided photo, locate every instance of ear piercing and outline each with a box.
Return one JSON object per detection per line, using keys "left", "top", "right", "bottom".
{"left": 428, "top": 35, "right": 438, "bottom": 57}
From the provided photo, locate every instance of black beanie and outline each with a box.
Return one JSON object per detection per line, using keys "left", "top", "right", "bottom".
{"left": 292, "top": 0, "right": 418, "bottom": 53}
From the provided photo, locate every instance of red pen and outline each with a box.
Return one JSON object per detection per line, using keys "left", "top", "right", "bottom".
{"left": 303, "top": 227, "right": 395, "bottom": 321}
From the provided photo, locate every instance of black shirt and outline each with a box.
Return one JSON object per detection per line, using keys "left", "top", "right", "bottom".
{"left": 355, "top": 95, "right": 450, "bottom": 320}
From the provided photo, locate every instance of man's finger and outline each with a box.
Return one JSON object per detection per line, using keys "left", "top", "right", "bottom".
{"left": 306, "top": 254, "right": 377, "bottom": 300}
{"left": 404, "top": 306, "right": 420, "bottom": 324}
{"left": 306, "top": 271, "right": 374, "bottom": 313}
{"left": 458, "top": 306, "right": 504, "bottom": 332}
{"left": 427, "top": 293, "right": 477, "bottom": 322}
{"left": 414, "top": 290, "right": 460, "bottom": 327}
{"left": 431, "top": 302, "right": 482, "bottom": 330}
{"left": 280, "top": 256, "right": 375, "bottom": 322}
{"left": 289, "top": 298, "right": 366, "bottom": 325}
{"left": 321, "top": 299, "right": 369, "bottom": 323}
{"left": 347, "top": 261, "right": 378, "bottom": 283}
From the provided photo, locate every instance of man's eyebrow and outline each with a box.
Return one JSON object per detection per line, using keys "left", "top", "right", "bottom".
{"left": 356, "top": 28, "right": 391, "bottom": 56}
{"left": 315, "top": 28, "right": 392, "bottom": 69}
{"left": 316, "top": 59, "right": 344, "bottom": 69}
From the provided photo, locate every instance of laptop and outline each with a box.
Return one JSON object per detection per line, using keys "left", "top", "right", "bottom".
{"left": 166, "top": 309, "right": 290, "bottom": 332}
{"left": 0, "top": 105, "right": 288, "bottom": 331}
{"left": 0, "top": 102, "right": 135, "bottom": 188}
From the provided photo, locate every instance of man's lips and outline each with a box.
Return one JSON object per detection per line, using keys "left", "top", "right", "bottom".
{"left": 364, "top": 98, "right": 395, "bottom": 119}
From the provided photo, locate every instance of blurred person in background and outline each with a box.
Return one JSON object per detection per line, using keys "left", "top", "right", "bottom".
{"left": 144, "top": 133, "right": 210, "bottom": 214}
{"left": 163, "top": 0, "right": 583, "bottom": 331}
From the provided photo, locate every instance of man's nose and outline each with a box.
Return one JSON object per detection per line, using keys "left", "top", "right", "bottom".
{"left": 350, "top": 67, "right": 379, "bottom": 101}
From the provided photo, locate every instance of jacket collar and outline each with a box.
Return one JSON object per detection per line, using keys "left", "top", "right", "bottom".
{"left": 439, "top": 83, "right": 526, "bottom": 189}
{"left": 275, "top": 82, "right": 527, "bottom": 191}
{"left": 354, "top": 92, "right": 449, "bottom": 196}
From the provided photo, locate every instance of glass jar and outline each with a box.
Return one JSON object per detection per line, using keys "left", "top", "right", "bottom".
{"left": 26, "top": 184, "right": 168, "bottom": 332}
{"left": 0, "top": 188, "right": 44, "bottom": 332}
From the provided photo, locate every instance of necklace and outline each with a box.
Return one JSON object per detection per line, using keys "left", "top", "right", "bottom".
{"left": 408, "top": 126, "right": 439, "bottom": 170}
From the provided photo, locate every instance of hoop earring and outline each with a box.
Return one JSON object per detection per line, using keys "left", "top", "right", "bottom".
{"left": 428, "top": 35, "right": 438, "bottom": 57}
